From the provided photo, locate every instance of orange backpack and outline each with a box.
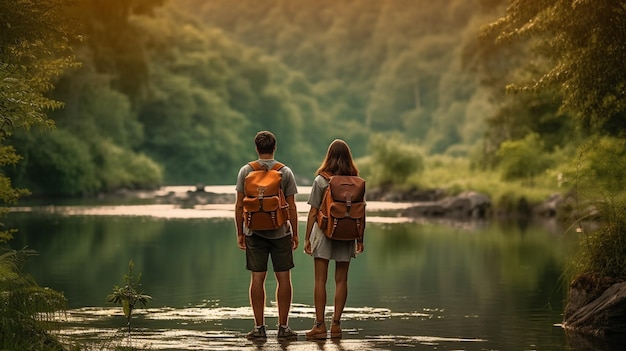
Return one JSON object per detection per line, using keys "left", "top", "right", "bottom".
{"left": 243, "top": 161, "right": 290, "bottom": 231}
{"left": 317, "top": 172, "right": 366, "bottom": 241}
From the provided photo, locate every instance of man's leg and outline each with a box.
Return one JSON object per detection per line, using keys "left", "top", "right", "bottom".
{"left": 250, "top": 271, "right": 267, "bottom": 326}
{"left": 246, "top": 234, "right": 270, "bottom": 328}
{"left": 275, "top": 270, "right": 292, "bottom": 326}
{"left": 270, "top": 235, "right": 295, "bottom": 326}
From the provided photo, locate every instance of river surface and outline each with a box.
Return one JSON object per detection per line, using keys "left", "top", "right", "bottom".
{"left": 7, "top": 186, "right": 624, "bottom": 350}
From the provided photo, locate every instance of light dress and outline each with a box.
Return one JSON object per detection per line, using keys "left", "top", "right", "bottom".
{"left": 307, "top": 174, "right": 356, "bottom": 262}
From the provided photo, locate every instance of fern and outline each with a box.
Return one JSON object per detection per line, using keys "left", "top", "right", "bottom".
{"left": 0, "top": 247, "right": 67, "bottom": 350}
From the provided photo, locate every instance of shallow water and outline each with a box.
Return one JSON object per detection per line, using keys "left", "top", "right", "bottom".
{"left": 7, "top": 186, "right": 624, "bottom": 350}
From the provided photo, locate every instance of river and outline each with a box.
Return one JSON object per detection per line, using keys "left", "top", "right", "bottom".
{"left": 6, "top": 186, "right": 623, "bottom": 350}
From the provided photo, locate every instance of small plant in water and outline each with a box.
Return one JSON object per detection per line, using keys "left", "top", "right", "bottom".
{"left": 107, "top": 260, "right": 152, "bottom": 349}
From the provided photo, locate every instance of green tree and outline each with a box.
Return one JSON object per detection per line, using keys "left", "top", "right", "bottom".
{"left": 0, "top": 0, "right": 76, "bottom": 140}
{"left": 479, "top": 89, "right": 575, "bottom": 168}
{"left": 483, "top": 0, "right": 626, "bottom": 135}
{"left": 569, "top": 136, "right": 626, "bottom": 197}
{"left": 64, "top": 0, "right": 166, "bottom": 101}
{"left": 7, "top": 0, "right": 166, "bottom": 195}
{"left": 0, "top": 0, "right": 75, "bottom": 348}
{"left": 0, "top": 0, "right": 76, "bottom": 223}
{"left": 13, "top": 129, "right": 98, "bottom": 196}
{"left": 496, "top": 133, "right": 550, "bottom": 184}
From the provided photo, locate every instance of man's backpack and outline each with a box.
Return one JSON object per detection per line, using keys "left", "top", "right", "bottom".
{"left": 243, "top": 161, "right": 289, "bottom": 231}
{"left": 317, "top": 172, "right": 366, "bottom": 241}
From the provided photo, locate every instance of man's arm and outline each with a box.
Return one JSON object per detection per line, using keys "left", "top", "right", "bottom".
{"left": 286, "top": 194, "right": 298, "bottom": 250}
{"left": 235, "top": 191, "right": 246, "bottom": 250}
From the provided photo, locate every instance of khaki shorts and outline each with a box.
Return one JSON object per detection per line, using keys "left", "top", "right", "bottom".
{"left": 245, "top": 234, "right": 294, "bottom": 272}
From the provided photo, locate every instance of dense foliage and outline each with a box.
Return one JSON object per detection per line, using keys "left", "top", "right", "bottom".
{"left": 7, "top": 0, "right": 165, "bottom": 195}
{"left": 182, "top": 0, "right": 504, "bottom": 156}
{"left": 0, "top": 0, "right": 74, "bottom": 239}
{"left": 0, "top": 1, "right": 72, "bottom": 348}
{"left": 1, "top": 1, "right": 624, "bottom": 347}
{"left": 484, "top": 0, "right": 626, "bottom": 135}
{"left": 0, "top": 248, "right": 67, "bottom": 350}
{"left": 2, "top": 0, "right": 625, "bottom": 202}
{"left": 479, "top": 0, "right": 626, "bottom": 175}
{"left": 2, "top": 0, "right": 510, "bottom": 195}
{"left": 481, "top": 0, "right": 626, "bottom": 281}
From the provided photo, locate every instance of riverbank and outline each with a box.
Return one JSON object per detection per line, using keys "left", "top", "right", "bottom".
{"left": 72, "top": 183, "right": 572, "bottom": 225}
{"left": 356, "top": 185, "right": 568, "bottom": 221}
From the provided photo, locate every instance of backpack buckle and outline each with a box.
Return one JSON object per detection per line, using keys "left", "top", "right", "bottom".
{"left": 258, "top": 187, "right": 266, "bottom": 210}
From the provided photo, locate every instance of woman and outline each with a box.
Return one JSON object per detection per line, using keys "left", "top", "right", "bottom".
{"left": 304, "top": 139, "right": 365, "bottom": 339}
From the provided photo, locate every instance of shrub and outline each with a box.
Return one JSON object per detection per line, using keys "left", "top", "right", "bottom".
{"left": 364, "top": 134, "right": 425, "bottom": 187}
{"left": 496, "top": 133, "right": 551, "bottom": 184}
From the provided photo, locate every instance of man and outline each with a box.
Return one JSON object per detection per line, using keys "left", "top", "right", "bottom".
{"left": 235, "top": 131, "right": 299, "bottom": 340}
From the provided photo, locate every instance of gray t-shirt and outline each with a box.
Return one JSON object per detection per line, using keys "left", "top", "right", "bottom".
{"left": 236, "top": 159, "right": 298, "bottom": 239}
{"left": 307, "top": 174, "right": 329, "bottom": 209}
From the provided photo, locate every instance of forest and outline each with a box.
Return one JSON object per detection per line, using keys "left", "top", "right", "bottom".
{"left": 2, "top": 0, "right": 623, "bottom": 200}
{"left": 0, "top": 0, "right": 529, "bottom": 194}
{"left": 1, "top": 1, "right": 625, "bottom": 349}
{"left": 1, "top": 0, "right": 624, "bottom": 200}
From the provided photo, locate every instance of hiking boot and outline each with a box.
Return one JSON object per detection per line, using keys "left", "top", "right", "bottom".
{"left": 330, "top": 320, "right": 342, "bottom": 339}
{"left": 277, "top": 325, "right": 297, "bottom": 340}
{"left": 246, "top": 325, "right": 267, "bottom": 339}
{"left": 305, "top": 320, "right": 327, "bottom": 339}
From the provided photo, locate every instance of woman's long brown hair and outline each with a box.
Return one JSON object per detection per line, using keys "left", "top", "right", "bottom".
{"left": 316, "top": 139, "right": 359, "bottom": 176}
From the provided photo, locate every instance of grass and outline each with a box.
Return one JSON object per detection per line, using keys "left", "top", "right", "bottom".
{"left": 401, "top": 155, "right": 561, "bottom": 210}
{"left": 567, "top": 197, "right": 626, "bottom": 280}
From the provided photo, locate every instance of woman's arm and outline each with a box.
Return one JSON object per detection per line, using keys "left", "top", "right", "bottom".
{"left": 303, "top": 206, "right": 318, "bottom": 255}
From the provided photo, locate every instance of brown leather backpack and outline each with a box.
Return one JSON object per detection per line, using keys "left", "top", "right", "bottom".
{"left": 243, "top": 161, "right": 289, "bottom": 231}
{"left": 317, "top": 172, "right": 366, "bottom": 241}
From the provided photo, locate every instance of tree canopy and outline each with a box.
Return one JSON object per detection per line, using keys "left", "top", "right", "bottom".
{"left": 483, "top": 0, "right": 626, "bottom": 135}
{"left": 2, "top": 0, "right": 624, "bottom": 197}
{"left": 0, "top": 1, "right": 75, "bottom": 348}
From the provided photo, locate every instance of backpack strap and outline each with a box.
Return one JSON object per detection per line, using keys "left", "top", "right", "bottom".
{"left": 319, "top": 171, "right": 333, "bottom": 180}
{"left": 248, "top": 161, "right": 284, "bottom": 171}
{"left": 271, "top": 162, "right": 284, "bottom": 171}
{"left": 248, "top": 161, "right": 262, "bottom": 171}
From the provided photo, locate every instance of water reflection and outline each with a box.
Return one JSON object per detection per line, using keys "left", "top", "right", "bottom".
{"left": 6, "top": 192, "right": 612, "bottom": 350}
{"left": 55, "top": 305, "right": 483, "bottom": 350}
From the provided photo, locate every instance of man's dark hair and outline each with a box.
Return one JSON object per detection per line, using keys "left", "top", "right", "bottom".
{"left": 254, "top": 131, "right": 276, "bottom": 155}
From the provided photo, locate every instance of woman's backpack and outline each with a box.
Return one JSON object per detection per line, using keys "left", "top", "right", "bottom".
{"left": 243, "top": 161, "right": 289, "bottom": 231}
{"left": 317, "top": 172, "right": 366, "bottom": 241}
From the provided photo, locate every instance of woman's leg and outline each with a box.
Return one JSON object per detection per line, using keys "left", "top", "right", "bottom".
{"left": 307, "top": 257, "right": 330, "bottom": 338}
{"left": 332, "top": 260, "right": 350, "bottom": 336}
{"left": 313, "top": 257, "right": 330, "bottom": 323}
